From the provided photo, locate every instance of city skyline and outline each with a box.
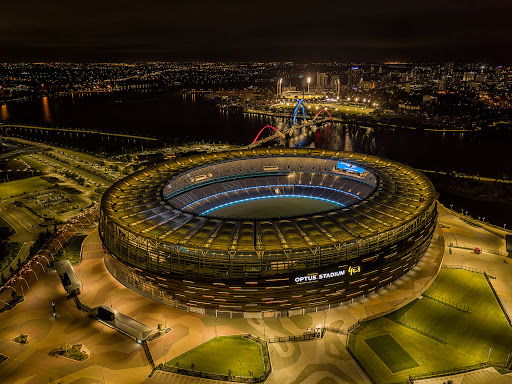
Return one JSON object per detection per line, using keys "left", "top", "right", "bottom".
{"left": 1, "top": 0, "right": 511, "bottom": 63}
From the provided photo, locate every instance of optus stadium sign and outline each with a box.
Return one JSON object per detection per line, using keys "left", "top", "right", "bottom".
{"left": 294, "top": 266, "right": 361, "bottom": 283}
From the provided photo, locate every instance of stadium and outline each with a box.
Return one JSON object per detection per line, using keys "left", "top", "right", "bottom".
{"left": 99, "top": 148, "right": 437, "bottom": 317}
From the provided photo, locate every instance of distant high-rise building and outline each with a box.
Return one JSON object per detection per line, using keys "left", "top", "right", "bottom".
{"left": 444, "top": 62, "right": 454, "bottom": 76}
{"left": 331, "top": 74, "right": 340, "bottom": 88}
{"left": 347, "top": 67, "right": 361, "bottom": 89}
{"left": 316, "top": 72, "right": 329, "bottom": 89}
{"left": 463, "top": 72, "right": 476, "bottom": 82}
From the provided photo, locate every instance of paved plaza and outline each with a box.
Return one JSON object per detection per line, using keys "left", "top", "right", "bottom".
{"left": 1, "top": 204, "right": 511, "bottom": 383}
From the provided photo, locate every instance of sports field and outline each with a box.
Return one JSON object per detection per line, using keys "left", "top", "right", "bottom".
{"left": 365, "top": 334, "right": 419, "bottom": 373}
{"left": 271, "top": 103, "right": 374, "bottom": 115}
{"left": 206, "top": 196, "right": 339, "bottom": 219}
{"left": 166, "top": 335, "right": 264, "bottom": 377}
{"left": 350, "top": 269, "right": 512, "bottom": 383}
{"left": 0, "top": 176, "right": 52, "bottom": 199}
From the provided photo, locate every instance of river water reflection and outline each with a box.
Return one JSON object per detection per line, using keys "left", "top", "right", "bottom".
{"left": 1, "top": 93, "right": 511, "bottom": 225}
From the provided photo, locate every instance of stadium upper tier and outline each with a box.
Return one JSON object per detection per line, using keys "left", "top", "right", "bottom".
{"left": 101, "top": 148, "right": 435, "bottom": 266}
{"left": 164, "top": 158, "right": 377, "bottom": 219}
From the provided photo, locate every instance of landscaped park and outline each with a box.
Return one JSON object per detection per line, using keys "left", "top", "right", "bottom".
{"left": 349, "top": 268, "right": 512, "bottom": 383}
{"left": 166, "top": 335, "right": 266, "bottom": 378}
{"left": 0, "top": 176, "right": 51, "bottom": 199}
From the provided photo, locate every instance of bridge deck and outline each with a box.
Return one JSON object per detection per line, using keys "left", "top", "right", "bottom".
{"left": 247, "top": 118, "right": 331, "bottom": 148}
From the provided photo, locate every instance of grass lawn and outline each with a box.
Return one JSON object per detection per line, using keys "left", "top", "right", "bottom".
{"left": 61, "top": 148, "right": 102, "bottom": 164}
{"left": 0, "top": 176, "right": 52, "bottom": 199}
{"left": 19, "top": 155, "right": 48, "bottom": 171}
{"left": 0, "top": 242, "right": 22, "bottom": 270}
{"left": 365, "top": 334, "right": 419, "bottom": 373}
{"left": 167, "top": 335, "right": 264, "bottom": 377}
{"left": 56, "top": 235, "right": 86, "bottom": 265}
{"left": 350, "top": 269, "right": 512, "bottom": 383}
{"left": 271, "top": 103, "right": 374, "bottom": 116}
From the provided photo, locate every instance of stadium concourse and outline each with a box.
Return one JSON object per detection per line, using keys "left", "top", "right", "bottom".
{"left": 100, "top": 148, "right": 437, "bottom": 316}
{"left": 3, "top": 204, "right": 512, "bottom": 383}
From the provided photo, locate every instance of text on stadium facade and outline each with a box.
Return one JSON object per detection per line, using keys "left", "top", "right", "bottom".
{"left": 294, "top": 266, "right": 361, "bottom": 283}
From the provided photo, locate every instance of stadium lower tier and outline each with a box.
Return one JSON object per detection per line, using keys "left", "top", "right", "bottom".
{"left": 103, "top": 213, "right": 436, "bottom": 315}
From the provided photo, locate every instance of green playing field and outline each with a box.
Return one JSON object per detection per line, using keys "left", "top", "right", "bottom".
{"left": 166, "top": 335, "right": 265, "bottom": 376}
{"left": 350, "top": 269, "right": 512, "bottom": 383}
{"left": 365, "top": 334, "right": 419, "bottom": 373}
{"left": 206, "top": 196, "right": 339, "bottom": 219}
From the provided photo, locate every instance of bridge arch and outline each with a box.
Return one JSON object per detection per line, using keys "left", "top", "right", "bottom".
{"left": 252, "top": 125, "right": 279, "bottom": 143}
{"left": 314, "top": 108, "right": 333, "bottom": 120}
{"left": 293, "top": 99, "right": 307, "bottom": 126}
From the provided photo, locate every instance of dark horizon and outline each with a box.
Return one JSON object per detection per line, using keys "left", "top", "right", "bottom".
{"left": 2, "top": 0, "right": 511, "bottom": 64}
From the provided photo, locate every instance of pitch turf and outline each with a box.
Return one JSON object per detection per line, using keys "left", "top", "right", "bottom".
{"left": 365, "top": 334, "right": 419, "bottom": 373}
{"left": 0, "top": 176, "right": 52, "bottom": 199}
{"left": 166, "top": 335, "right": 264, "bottom": 376}
{"left": 206, "top": 196, "right": 339, "bottom": 219}
{"left": 350, "top": 269, "right": 512, "bottom": 383}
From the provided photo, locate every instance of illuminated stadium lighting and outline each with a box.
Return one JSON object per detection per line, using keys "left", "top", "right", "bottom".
{"left": 181, "top": 184, "right": 362, "bottom": 211}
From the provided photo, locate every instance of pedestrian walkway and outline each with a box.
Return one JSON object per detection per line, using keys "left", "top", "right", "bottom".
{"left": 415, "top": 367, "right": 512, "bottom": 384}
{"left": 81, "top": 228, "right": 104, "bottom": 260}
{"left": 147, "top": 370, "right": 231, "bottom": 384}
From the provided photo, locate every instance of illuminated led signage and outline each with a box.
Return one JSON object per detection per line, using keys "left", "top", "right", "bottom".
{"left": 294, "top": 266, "right": 361, "bottom": 283}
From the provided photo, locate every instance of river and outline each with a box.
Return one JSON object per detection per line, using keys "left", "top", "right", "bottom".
{"left": 1, "top": 92, "right": 511, "bottom": 227}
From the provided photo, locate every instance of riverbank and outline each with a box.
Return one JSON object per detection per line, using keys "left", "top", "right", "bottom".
{"left": 426, "top": 172, "right": 512, "bottom": 228}
{"left": 241, "top": 107, "right": 478, "bottom": 133}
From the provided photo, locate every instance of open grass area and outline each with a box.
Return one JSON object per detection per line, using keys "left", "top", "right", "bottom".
{"left": 167, "top": 335, "right": 264, "bottom": 377}
{"left": 61, "top": 148, "right": 103, "bottom": 164}
{"left": 365, "top": 334, "right": 418, "bottom": 373}
{"left": 208, "top": 196, "right": 339, "bottom": 219}
{"left": 0, "top": 176, "right": 52, "bottom": 199}
{"left": 19, "top": 155, "right": 48, "bottom": 171}
{"left": 56, "top": 235, "right": 86, "bottom": 265}
{"left": 350, "top": 269, "right": 512, "bottom": 383}
{"left": 270, "top": 103, "right": 374, "bottom": 116}
{"left": 0, "top": 242, "right": 22, "bottom": 270}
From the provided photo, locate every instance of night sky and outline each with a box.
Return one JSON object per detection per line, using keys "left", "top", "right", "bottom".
{"left": 1, "top": 0, "right": 511, "bottom": 63}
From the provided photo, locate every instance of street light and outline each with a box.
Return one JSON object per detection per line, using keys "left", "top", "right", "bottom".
{"left": 307, "top": 77, "right": 311, "bottom": 93}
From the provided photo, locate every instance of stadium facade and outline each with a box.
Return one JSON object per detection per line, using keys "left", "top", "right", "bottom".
{"left": 99, "top": 148, "right": 437, "bottom": 317}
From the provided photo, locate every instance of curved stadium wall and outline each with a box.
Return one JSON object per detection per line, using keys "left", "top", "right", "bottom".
{"left": 99, "top": 148, "right": 437, "bottom": 316}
